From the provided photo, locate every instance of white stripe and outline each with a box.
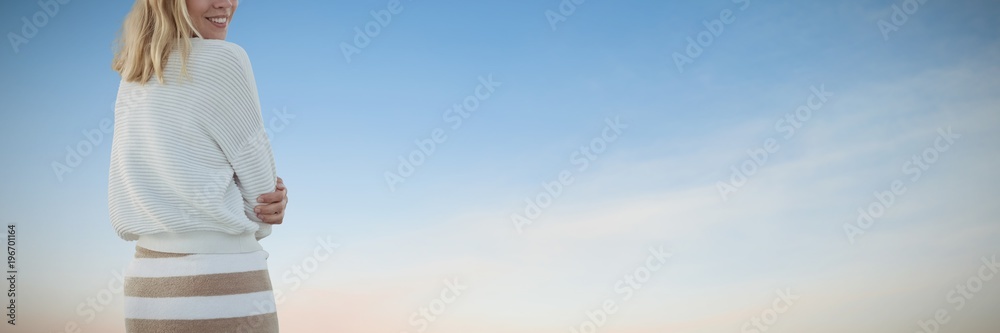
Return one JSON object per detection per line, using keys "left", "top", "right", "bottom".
{"left": 124, "top": 290, "right": 276, "bottom": 320}
{"left": 125, "top": 251, "right": 267, "bottom": 278}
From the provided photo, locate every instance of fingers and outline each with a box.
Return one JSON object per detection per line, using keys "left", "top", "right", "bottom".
{"left": 257, "top": 187, "right": 285, "bottom": 204}
{"left": 255, "top": 201, "right": 285, "bottom": 224}
{"left": 254, "top": 200, "right": 285, "bottom": 215}
{"left": 256, "top": 176, "right": 287, "bottom": 224}
{"left": 258, "top": 209, "right": 284, "bottom": 224}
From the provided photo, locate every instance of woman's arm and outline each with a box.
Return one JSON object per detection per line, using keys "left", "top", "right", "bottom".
{"left": 205, "top": 42, "right": 279, "bottom": 238}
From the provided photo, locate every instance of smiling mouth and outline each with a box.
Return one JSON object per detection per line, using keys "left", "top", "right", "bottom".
{"left": 206, "top": 16, "right": 228, "bottom": 28}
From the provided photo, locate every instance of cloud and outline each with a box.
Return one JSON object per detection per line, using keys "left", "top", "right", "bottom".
{"left": 277, "top": 53, "right": 1000, "bottom": 332}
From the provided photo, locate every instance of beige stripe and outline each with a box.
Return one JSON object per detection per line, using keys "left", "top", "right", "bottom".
{"left": 125, "top": 270, "right": 273, "bottom": 297}
{"left": 134, "top": 245, "right": 192, "bottom": 258}
{"left": 125, "top": 312, "right": 279, "bottom": 333}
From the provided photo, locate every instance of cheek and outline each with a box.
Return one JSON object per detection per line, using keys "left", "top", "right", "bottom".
{"left": 187, "top": 0, "right": 211, "bottom": 17}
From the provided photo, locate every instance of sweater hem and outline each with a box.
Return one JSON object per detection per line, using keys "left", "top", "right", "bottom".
{"left": 135, "top": 230, "right": 263, "bottom": 254}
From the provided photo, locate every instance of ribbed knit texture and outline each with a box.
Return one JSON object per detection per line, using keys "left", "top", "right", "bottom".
{"left": 109, "top": 38, "right": 277, "bottom": 243}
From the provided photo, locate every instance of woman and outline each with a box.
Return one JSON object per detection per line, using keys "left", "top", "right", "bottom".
{"left": 107, "top": 0, "right": 287, "bottom": 331}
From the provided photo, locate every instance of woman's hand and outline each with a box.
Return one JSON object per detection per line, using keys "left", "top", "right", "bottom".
{"left": 254, "top": 177, "right": 288, "bottom": 224}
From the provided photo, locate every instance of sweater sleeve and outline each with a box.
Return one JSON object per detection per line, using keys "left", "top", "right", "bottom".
{"left": 206, "top": 43, "right": 277, "bottom": 240}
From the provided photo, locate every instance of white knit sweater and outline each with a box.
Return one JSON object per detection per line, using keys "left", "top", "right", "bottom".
{"left": 108, "top": 38, "right": 277, "bottom": 254}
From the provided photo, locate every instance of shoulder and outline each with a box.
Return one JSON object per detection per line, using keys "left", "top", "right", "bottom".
{"left": 188, "top": 38, "right": 253, "bottom": 73}
{"left": 189, "top": 37, "right": 249, "bottom": 57}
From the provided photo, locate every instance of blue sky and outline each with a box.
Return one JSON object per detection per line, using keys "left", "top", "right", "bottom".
{"left": 1, "top": 0, "right": 999, "bottom": 332}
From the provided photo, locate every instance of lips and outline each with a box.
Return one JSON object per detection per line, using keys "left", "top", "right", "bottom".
{"left": 206, "top": 16, "right": 228, "bottom": 28}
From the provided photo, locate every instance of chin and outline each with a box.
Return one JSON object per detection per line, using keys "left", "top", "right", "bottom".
{"left": 201, "top": 32, "right": 226, "bottom": 40}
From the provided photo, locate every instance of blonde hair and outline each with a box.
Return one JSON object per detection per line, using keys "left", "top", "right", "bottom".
{"left": 111, "top": 0, "right": 202, "bottom": 84}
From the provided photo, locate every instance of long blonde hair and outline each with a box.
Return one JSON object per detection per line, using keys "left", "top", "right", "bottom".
{"left": 111, "top": 0, "right": 202, "bottom": 84}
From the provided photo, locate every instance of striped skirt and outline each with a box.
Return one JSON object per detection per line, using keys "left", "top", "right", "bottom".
{"left": 123, "top": 245, "right": 279, "bottom": 332}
